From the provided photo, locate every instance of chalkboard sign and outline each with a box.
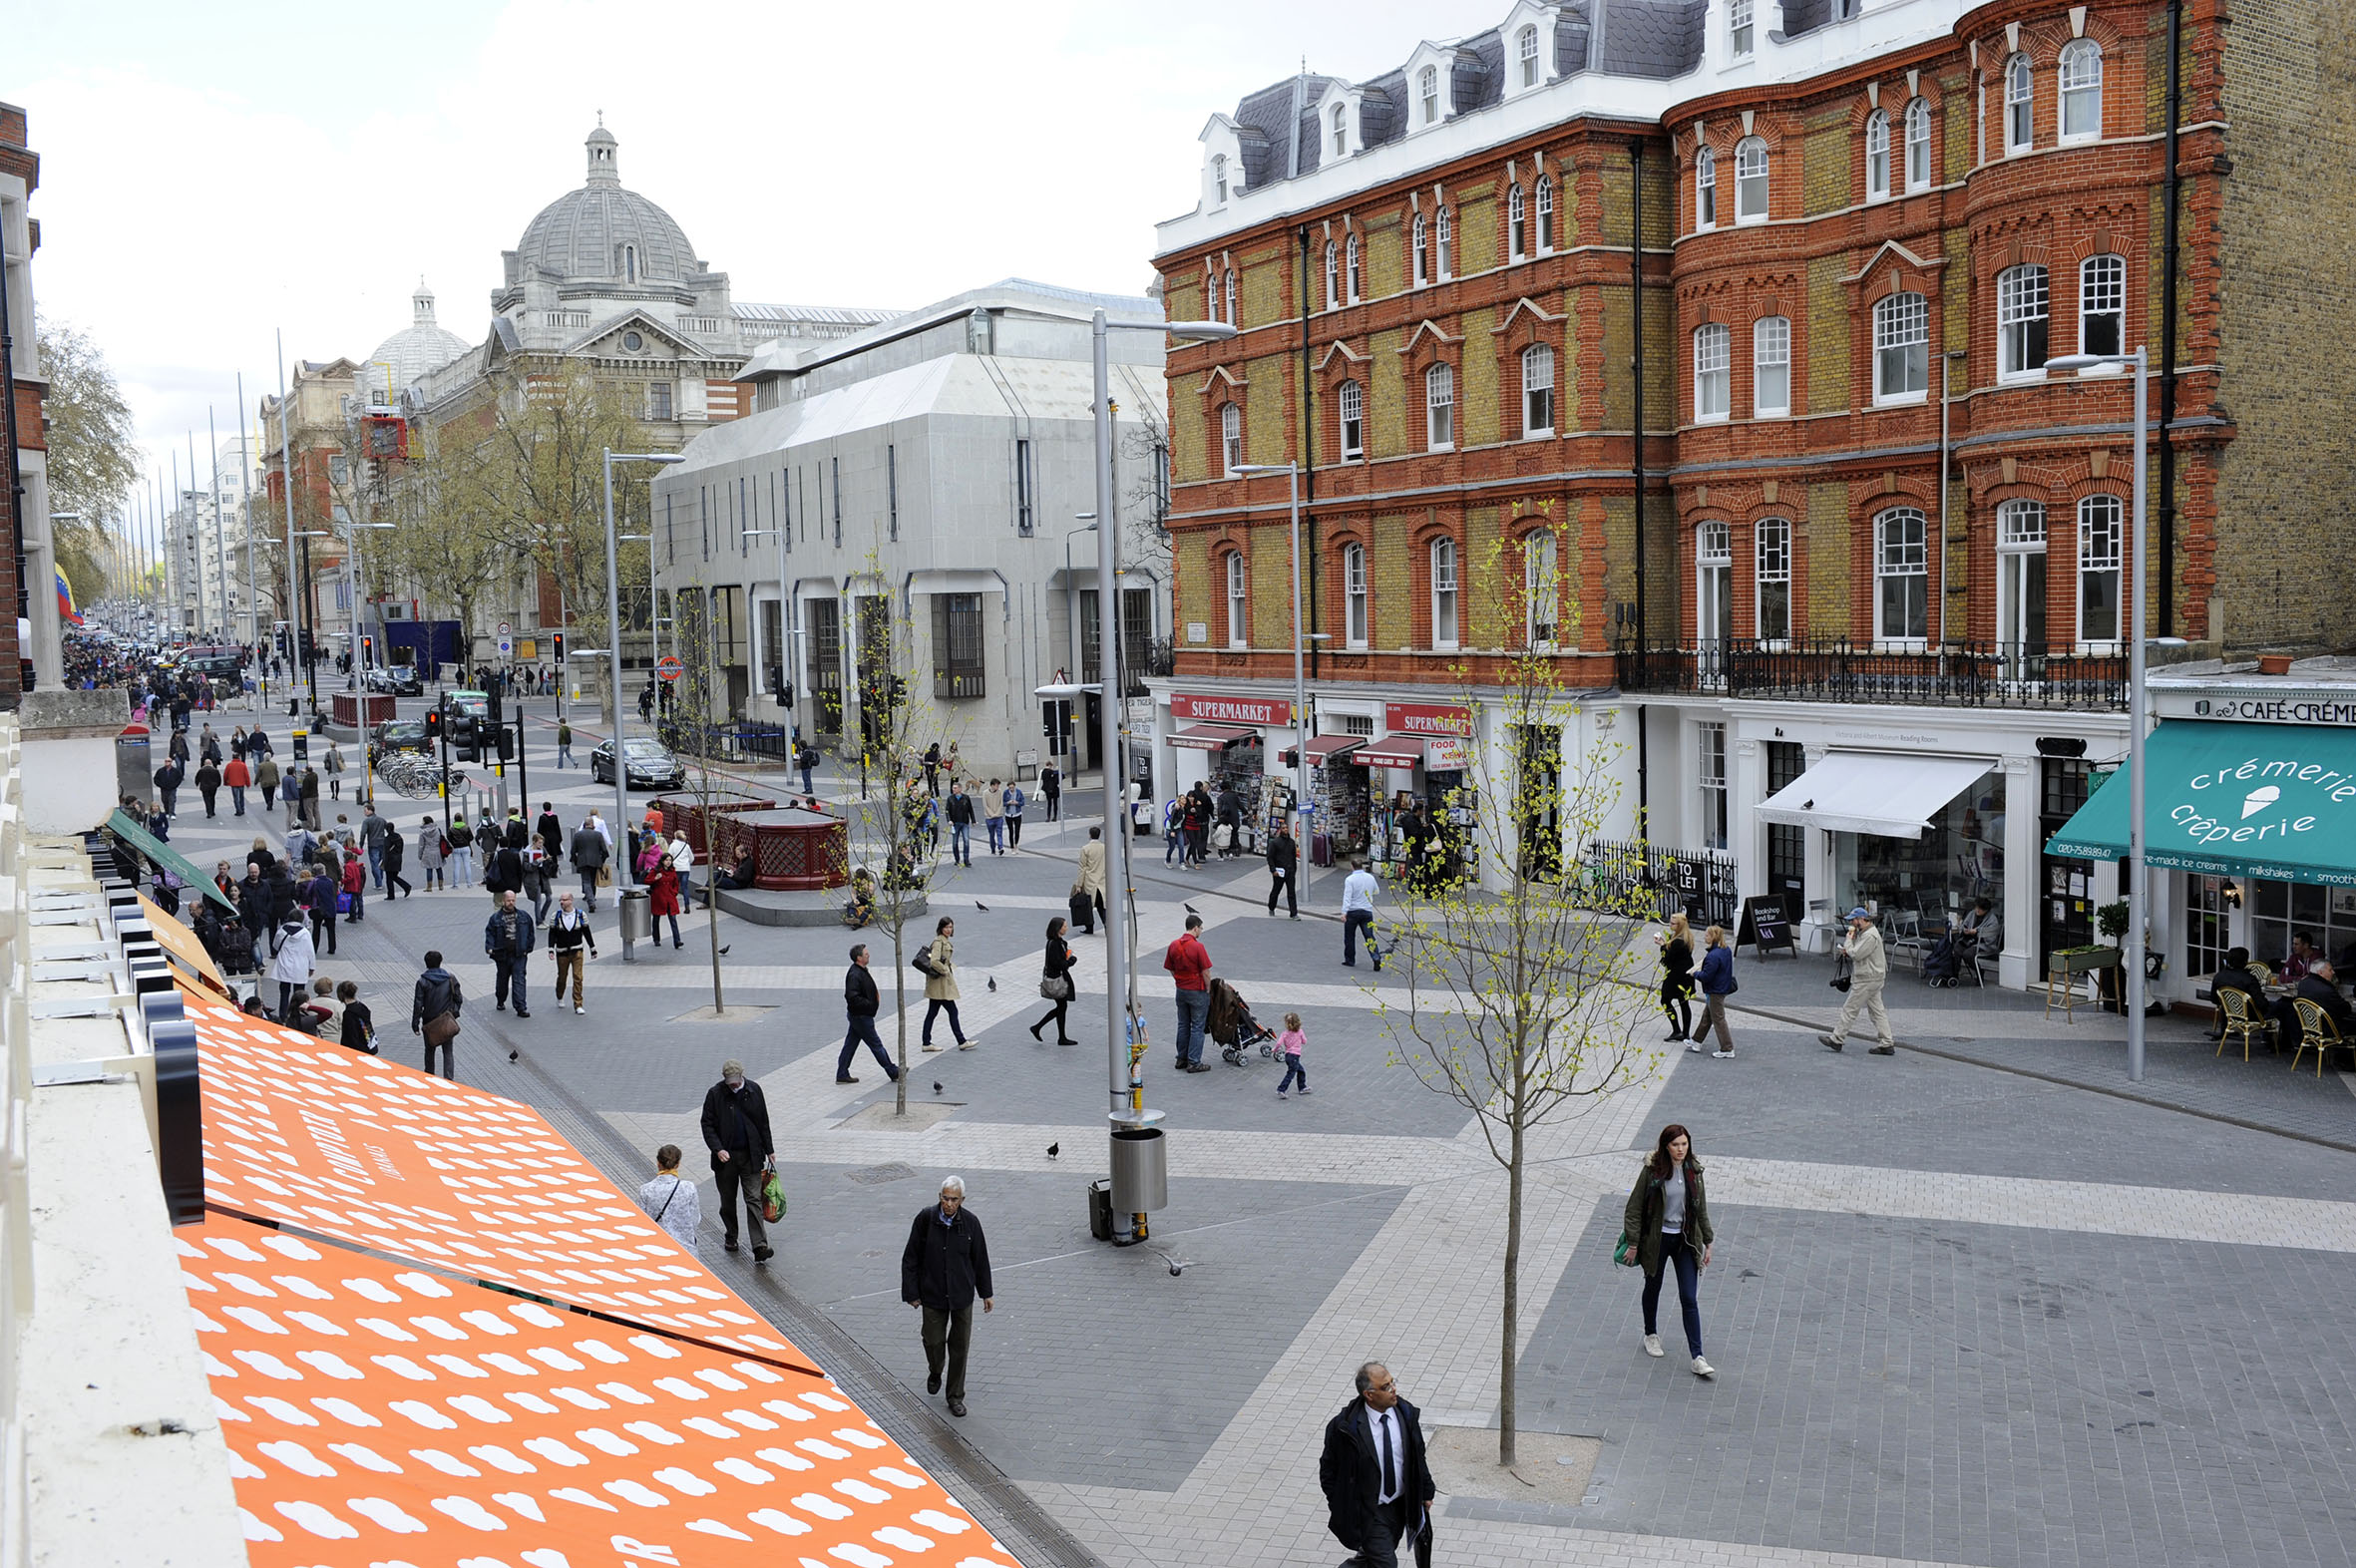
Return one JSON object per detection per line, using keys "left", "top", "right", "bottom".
{"left": 1738, "top": 894, "right": 1796, "bottom": 958}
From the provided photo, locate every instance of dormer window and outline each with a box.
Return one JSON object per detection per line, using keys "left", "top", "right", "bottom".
{"left": 1730, "top": 0, "right": 1754, "bottom": 57}
{"left": 1517, "top": 26, "right": 1541, "bottom": 88}
{"left": 1419, "top": 66, "right": 1440, "bottom": 126}
{"left": 1332, "top": 103, "right": 1349, "bottom": 157}
{"left": 1212, "top": 154, "right": 1229, "bottom": 203}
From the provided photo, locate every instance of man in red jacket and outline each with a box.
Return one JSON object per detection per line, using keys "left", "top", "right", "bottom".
{"left": 1163, "top": 914, "right": 1214, "bottom": 1073}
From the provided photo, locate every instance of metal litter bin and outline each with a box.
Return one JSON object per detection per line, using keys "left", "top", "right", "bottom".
{"left": 617, "top": 889, "right": 651, "bottom": 943}
{"left": 1088, "top": 1179, "right": 1114, "bottom": 1243}
{"left": 1109, "top": 1125, "right": 1167, "bottom": 1215}
{"left": 116, "top": 727, "right": 154, "bottom": 807}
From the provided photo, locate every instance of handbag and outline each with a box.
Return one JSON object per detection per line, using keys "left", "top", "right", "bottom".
{"left": 1612, "top": 1229, "right": 1638, "bottom": 1268}
{"left": 423, "top": 1010, "right": 461, "bottom": 1047}
{"left": 911, "top": 945, "right": 943, "bottom": 979}
{"left": 1038, "top": 975, "right": 1074, "bottom": 1001}
{"left": 1830, "top": 955, "right": 1852, "bottom": 992}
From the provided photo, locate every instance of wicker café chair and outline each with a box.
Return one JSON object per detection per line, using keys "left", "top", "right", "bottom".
{"left": 2215, "top": 986, "right": 2273, "bottom": 1062}
{"left": 2289, "top": 997, "right": 2347, "bottom": 1078}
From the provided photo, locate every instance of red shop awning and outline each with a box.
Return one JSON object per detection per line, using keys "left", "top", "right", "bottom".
{"left": 1287, "top": 734, "right": 1365, "bottom": 767}
{"left": 1355, "top": 738, "right": 1424, "bottom": 769}
{"left": 1168, "top": 724, "right": 1256, "bottom": 751}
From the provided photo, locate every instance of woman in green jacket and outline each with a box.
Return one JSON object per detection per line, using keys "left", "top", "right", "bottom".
{"left": 1623, "top": 1122, "right": 1716, "bottom": 1378}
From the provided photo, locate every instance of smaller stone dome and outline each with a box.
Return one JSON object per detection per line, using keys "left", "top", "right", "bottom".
{"left": 369, "top": 281, "right": 469, "bottom": 396}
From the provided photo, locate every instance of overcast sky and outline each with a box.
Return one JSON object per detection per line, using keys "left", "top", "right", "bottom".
{"left": 15, "top": 0, "right": 1515, "bottom": 506}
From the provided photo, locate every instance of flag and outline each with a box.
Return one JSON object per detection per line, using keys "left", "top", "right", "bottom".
{"left": 55, "top": 568, "right": 81, "bottom": 626}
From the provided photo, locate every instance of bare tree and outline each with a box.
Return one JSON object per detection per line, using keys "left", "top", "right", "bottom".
{"left": 1374, "top": 536, "right": 1660, "bottom": 1470}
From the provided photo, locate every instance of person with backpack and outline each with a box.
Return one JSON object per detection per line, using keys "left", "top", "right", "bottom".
{"left": 547, "top": 891, "right": 597, "bottom": 1014}
{"left": 411, "top": 952, "right": 464, "bottom": 1078}
{"left": 981, "top": 782, "right": 1005, "bottom": 856}
{"left": 340, "top": 846, "right": 366, "bottom": 924}
{"left": 1695, "top": 924, "right": 1737, "bottom": 1058}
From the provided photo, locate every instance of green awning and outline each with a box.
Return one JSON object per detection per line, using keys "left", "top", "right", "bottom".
{"left": 106, "top": 809, "right": 236, "bottom": 911}
{"left": 2044, "top": 721, "right": 2356, "bottom": 888}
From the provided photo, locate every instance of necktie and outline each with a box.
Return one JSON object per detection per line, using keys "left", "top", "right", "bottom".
{"left": 1378, "top": 1411, "right": 1396, "bottom": 1499}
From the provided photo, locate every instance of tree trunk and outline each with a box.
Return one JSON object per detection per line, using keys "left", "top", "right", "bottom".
{"left": 1501, "top": 1110, "right": 1523, "bottom": 1469}
{"left": 706, "top": 872, "right": 724, "bottom": 1013}
{"left": 892, "top": 933, "right": 909, "bottom": 1115}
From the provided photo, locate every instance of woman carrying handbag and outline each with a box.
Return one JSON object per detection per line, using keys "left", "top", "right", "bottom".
{"left": 1028, "top": 917, "right": 1079, "bottom": 1044}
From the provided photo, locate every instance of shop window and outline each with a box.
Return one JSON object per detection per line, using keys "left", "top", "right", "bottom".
{"left": 1905, "top": 97, "right": 1933, "bottom": 190}
{"left": 1872, "top": 291, "right": 1928, "bottom": 403}
{"left": 1521, "top": 345, "right": 1555, "bottom": 438}
{"left": 1734, "top": 136, "right": 1768, "bottom": 223}
{"left": 1998, "top": 263, "right": 2049, "bottom": 380}
{"left": 2183, "top": 874, "right": 2228, "bottom": 981}
{"left": 1524, "top": 529, "right": 1558, "bottom": 647}
{"left": 2079, "top": 254, "right": 2125, "bottom": 358}
{"left": 1698, "top": 721, "right": 1729, "bottom": 850}
{"left": 1755, "top": 516, "right": 1791, "bottom": 643}
{"left": 1997, "top": 499, "right": 2048, "bottom": 671}
{"left": 2077, "top": 493, "right": 2123, "bottom": 649}
{"left": 1339, "top": 380, "right": 1365, "bottom": 459}
{"left": 931, "top": 592, "right": 985, "bottom": 698}
{"left": 2251, "top": 879, "right": 2356, "bottom": 978}
{"left": 1865, "top": 110, "right": 1891, "bottom": 201}
{"left": 1344, "top": 543, "right": 1369, "bottom": 647}
{"left": 1696, "top": 520, "right": 1732, "bottom": 680}
{"left": 1430, "top": 538, "right": 1459, "bottom": 650}
{"left": 1425, "top": 363, "right": 1455, "bottom": 450}
{"left": 2059, "top": 40, "right": 2103, "bottom": 141}
{"left": 2005, "top": 53, "right": 2034, "bottom": 154}
{"left": 1873, "top": 506, "right": 1929, "bottom": 646}
{"left": 1753, "top": 315, "right": 1789, "bottom": 416}
{"left": 1225, "top": 552, "right": 1248, "bottom": 647}
{"left": 1695, "top": 146, "right": 1717, "bottom": 230}
{"left": 1694, "top": 323, "right": 1731, "bottom": 422}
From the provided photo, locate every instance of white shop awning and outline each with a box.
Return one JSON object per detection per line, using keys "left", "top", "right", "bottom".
{"left": 1757, "top": 751, "right": 1996, "bottom": 839}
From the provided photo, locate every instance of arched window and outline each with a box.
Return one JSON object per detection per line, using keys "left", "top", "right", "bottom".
{"left": 1518, "top": 26, "right": 1541, "bottom": 88}
{"left": 1509, "top": 183, "right": 1528, "bottom": 260}
{"left": 1339, "top": 381, "right": 1365, "bottom": 459}
{"left": 2060, "top": 40, "right": 2103, "bottom": 140}
{"left": 1425, "top": 363, "right": 1455, "bottom": 449}
{"left": 1344, "top": 543, "right": 1369, "bottom": 647}
{"left": 1872, "top": 291, "right": 1928, "bottom": 401}
{"left": 1418, "top": 65, "right": 1440, "bottom": 125}
{"left": 2005, "top": 54, "right": 2034, "bottom": 153}
{"left": 1332, "top": 102, "right": 1349, "bottom": 158}
{"left": 1412, "top": 212, "right": 1429, "bottom": 287}
{"left": 1997, "top": 499, "right": 2047, "bottom": 670}
{"left": 1212, "top": 154, "right": 1229, "bottom": 203}
{"left": 1755, "top": 516, "right": 1792, "bottom": 642}
{"left": 1324, "top": 241, "right": 1339, "bottom": 311}
{"left": 1534, "top": 176, "right": 1555, "bottom": 252}
{"left": 2078, "top": 494, "right": 2124, "bottom": 648}
{"left": 1346, "top": 233, "right": 1362, "bottom": 302}
{"left": 1997, "top": 263, "right": 2050, "bottom": 379}
{"left": 1695, "top": 146, "right": 1718, "bottom": 230}
{"left": 1696, "top": 520, "right": 1733, "bottom": 675}
{"left": 1430, "top": 538, "right": 1459, "bottom": 649}
{"left": 1865, "top": 110, "right": 1890, "bottom": 201}
{"left": 1693, "top": 323, "right": 1731, "bottom": 422}
{"left": 2079, "top": 253, "right": 2125, "bottom": 357}
{"left": 1221, "top": 402, "right": 1243, "bottom": 475}
{"left": 1904, "top": 97, "right": 1933, "bottom": 190}
{"left": 1435, "top": 205, "right": 1452, "bottom": 279}
{"left": 1753, "top": 315, "right": 1790, "bottom": 417}
{"left": 1525, "top": 529, "right": 1558, "bottom": 645}
{"left": 1225, "top": 552, "right": 1248, "bottom": 647}
{"left": 1223, "top": 270, "right": 1238, "bottom": 327}
{"left": 1521, "top": 344, "right": 1556, "bottom": 437}
{"left": 1873, "top": 507, "right": 1929, "bottom": 645}
{"left": 1734, "top": 136, "right": 1769, "bottom": 222}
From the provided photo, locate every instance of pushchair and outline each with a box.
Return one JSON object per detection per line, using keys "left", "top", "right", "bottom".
{"left": 1920, "top": 925, "right": 1982, "bottom": 987}
{"left": 1206, "top": 978, "right": 1278, "bottom": 1065}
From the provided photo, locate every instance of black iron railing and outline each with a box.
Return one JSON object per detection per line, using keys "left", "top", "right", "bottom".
{"left": 1615, "top": 637, "right": 2127, "bottom": 712}
{"left": 1583, "top": 838, "right": 1741, "bottom": 928}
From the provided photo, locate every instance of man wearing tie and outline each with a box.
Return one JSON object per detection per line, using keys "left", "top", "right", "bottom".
{"left": 1319, "top": 1362, "right": 1435, "bottom": 1567}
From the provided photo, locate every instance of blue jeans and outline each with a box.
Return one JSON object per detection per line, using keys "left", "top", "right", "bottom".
{"left": 557, "top": 744, "right": 574, "bottom": 768}
{"left": 922, "top": 998, "right": 966, "bottom": 1047}
{"left": 368, "top": 845, "right": 385, "bottom": 890}
{"left": 985, "top": 819, "right": 1003, "bottom": 853}
{"left": 1174, "top": 987, "right": 1211, "bottom": 1066}
{"left": 1165, "top": 829, "right": 1182, "bottom": 865}
{"left": 1641, "top": 1236, "right": 1704, "bottom": 1356}
{"left": 1278, "top": 1053, "right": 1307, "bottom": 1092}
{"left": 950, "top": 822, "right": 971, "bottom": 865}
{"left": 1345, "top": 909, "right": 1381, "bottom": 968}
{"left": 799, "top": 763, "right": 815, "bottom": 795}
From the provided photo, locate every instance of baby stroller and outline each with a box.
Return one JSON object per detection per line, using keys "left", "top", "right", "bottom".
{"left": 1920, "top": 925, "right": 1982, "bottom": 988}
{"left": 1206, "top": 978, "right": 1278, "bottom": 1065}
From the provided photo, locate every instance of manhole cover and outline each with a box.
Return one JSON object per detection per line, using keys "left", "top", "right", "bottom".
{"left": 845, "top": 1162, "right": 920, "bottom": 1186}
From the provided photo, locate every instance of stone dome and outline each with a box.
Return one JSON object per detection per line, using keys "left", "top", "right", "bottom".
{"left": 512, "top": 125, "right": 698, "bottom": 284}
{"left": 368, "top": 281, "right": 468, "bottom": 395}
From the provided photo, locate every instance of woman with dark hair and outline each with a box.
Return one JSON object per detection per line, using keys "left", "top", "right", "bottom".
{"left": 919, "top": 916, "right": 970, "bottom": 1051}
{"left": 1028, "top": 917, "right": 1078, "bottom": 1045}
{"left": 1622, "top": 1122, "right": 1716, "bottom": 1378}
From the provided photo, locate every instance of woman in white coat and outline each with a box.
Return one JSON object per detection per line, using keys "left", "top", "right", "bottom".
{"left": 269, "top": 916, "right": 316, "bottom": 1024}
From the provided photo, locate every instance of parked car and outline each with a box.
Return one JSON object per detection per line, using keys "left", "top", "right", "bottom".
{"left": 590, "top": 737, "right": 686, "bottom": 790}
{"left": 364, "top": 664, "right": 424, "bottom": 695}
{"left": 368, "top": 719, "right": 434, "bottom": 763}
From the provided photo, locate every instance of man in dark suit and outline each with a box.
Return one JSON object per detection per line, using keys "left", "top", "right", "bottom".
{"left": 2285, "top": 960, "right": 2355, "bottom": 1047}
{"left": 1319, "top": 1362, "right": 1435, "bottom": 1568}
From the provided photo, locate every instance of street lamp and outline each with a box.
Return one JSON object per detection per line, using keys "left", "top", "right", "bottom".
{"left": 1091, "top": 310, "right": 1236, "bottom": 1210}
{"left": 1233, "top": 462, "right": 1313, "bottom": 899}
{"left": 2049, "top": 348, "right": 2153, "bottom": 1081}
{"left": 604, "top": 449, "right": 685, "bottom": 960}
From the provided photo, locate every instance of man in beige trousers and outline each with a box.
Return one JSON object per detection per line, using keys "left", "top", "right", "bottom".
{"left": 1821, "top": 907, "right": 1897, "bottom": 1055}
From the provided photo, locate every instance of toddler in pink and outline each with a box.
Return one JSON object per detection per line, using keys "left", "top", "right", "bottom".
{"left": 1276, "top": 1012, "right": 1310, "bottom": 1097}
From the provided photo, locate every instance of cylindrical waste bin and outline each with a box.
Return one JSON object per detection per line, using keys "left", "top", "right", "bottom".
{"left": 116, "top": 726, "right": 154, "bottom": 807}
{"left": 1109, "top": 1125, "right": 1167, "bottom": 1215}
{"left": 617, "top": 889, "right": 652, "bottom": 943}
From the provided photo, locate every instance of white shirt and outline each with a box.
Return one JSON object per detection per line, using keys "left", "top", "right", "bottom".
{"left": 1366, "top": 1404, "right": 1405, "bottom": 1503}
{"left": 668, "top": 836, "right": 693, "bottom": 871}
{"left": 588, "top": 815, "right": 611, "bottom": 847}
{"left": 635, "top": 1172, "right": 701, "bottom": 1257}
{"left": 1343, "top": 868, "right": 1379, "bottom": 915}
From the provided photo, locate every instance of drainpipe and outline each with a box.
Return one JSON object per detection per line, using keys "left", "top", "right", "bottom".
{"left": 1630, "top": 138, "right": 1648, "bottom": 830}
{"left": 1299, "top": 225, "right": 1321, "bottom": 683}
{"left": 2157, "top": 0, "right": 2183, "bottom": 637}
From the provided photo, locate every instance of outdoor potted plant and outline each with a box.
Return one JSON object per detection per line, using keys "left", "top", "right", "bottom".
{"left": 2094, "top": 898, "right": 2131, "bottom": 1011}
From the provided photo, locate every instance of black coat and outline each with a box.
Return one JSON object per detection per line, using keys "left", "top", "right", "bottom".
{"left": 1319, "top": 1395, "right": 1434, "bottom": 1550}
{"left": 2294, "top": 973, "right": 2355, "bottom": 1033}
{"left": 700, "top": 1080, "right": 774, "bottom": 1166}
{"left": 900, "top": 1202, "right": 992, "bottom": 1311}
{"left": 1267, "top": 833, "right": 1299, "bottom": 873}
{"left": 845, "top": 963, "right": 880, "bottom": 1018}
{"left": 411, "top": 968, "right": 463, "bottom": 1031}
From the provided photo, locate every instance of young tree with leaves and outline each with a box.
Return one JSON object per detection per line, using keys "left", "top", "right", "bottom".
{"left": 35, "top": 317, "right": 142, "bottom": 601}
{"left": 1374, "top": 535, "right": 1660, "bottom": 1470}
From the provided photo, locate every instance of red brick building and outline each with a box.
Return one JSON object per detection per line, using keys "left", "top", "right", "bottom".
{"left": 1149, "top": 0, "right": 2355, "bottom": 986}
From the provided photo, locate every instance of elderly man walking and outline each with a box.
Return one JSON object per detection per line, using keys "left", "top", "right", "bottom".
{"left": 900, "top": 1174, "right": 993, "bottom": 1418}
{"left": 1821, "top": 907, "right": 1897, "bottom": 1055}
{"left": 700, "top": 1060, "right": 775, "bottom": 1262}
{"left": 1318, "top": 1362, "right": 1435, "bottom": 1568}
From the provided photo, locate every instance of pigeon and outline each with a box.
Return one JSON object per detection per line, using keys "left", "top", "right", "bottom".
{"left": 975, "top": 900, "right": 990, "bottom": 912}
{"left": 717, "top": 945, "right": 731, "bottom": 957}
{"left": 933, "top": 1080, "right": 944, "bottom": 1095}
{"left": 986, "top": 975, "right": 996, "bottom": 992}
{"left": 508, "top": 1048, "right": 519, "bottom": 1062}
{"left": 1184, "top": 903, "right": 1200, "bottom": 916}
{"left": 1046, "top": 1142, "right": 1060, "bottom": 1160}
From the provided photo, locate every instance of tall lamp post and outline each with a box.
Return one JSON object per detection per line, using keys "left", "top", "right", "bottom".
{"left": 1091, "top": 310, "right": 1235, "bottom": 1192}
{"left": 2048, "top": 347, "right": 2174, "bottom": 1082}
{"left": 1234, "top": 460, "right": 1314, "bottom": 897}
{"left": 604, "top": 449, "right": 685, "bottom": 960}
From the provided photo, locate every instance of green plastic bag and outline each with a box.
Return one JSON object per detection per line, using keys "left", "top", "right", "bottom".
{"left": 1612, "top": 1229, "right": 1636, "bottom": 1268}
{"left": 759, "top": 1169, "right": 788, "bottom": 1223}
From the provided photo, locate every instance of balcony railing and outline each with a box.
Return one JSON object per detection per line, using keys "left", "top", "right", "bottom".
{"left": 1616, "top": 637, "right": 2127, "bottom": 712}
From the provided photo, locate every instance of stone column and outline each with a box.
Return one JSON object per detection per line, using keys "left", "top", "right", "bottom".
{"left": 2000, "top": 753, "right": 2039, "bottom": 989}
{"left": 1799, "top": 742, "right": 1833, "bottom": 952}
{"left": 1732, "top": 735, "right": 1764, "bottom": 904}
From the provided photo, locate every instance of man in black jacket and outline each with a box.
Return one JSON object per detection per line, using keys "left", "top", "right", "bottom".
{"left": 1267, "top": 822, "right": 1300, "bottom": 919}
{"left": 569, "top": 820, "right": 609, "bottom": 911}
{"left": 410, "top": 951, "right": 465, "bottom": 1079}
{"left": 1319, "top": 1362, "right": 1435, "bottom": 1568}
{"left": 484, "top": 890, "right": 536, "bottom": 1018}
{"left": 836, "top": 944, "right": 900, "bottom": 1084}
{"left": 2279, "top": 960, "right": 2356, "bottom": 1047}
{"left": 701, "top": 1060, "right": 775, "bottom": 1261}
{"left": 900, "top": 1175, "right": 992, "bottom": 1417}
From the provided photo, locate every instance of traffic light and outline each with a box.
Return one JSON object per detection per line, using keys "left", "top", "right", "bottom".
{"left": 424, "top": 709, "right": 443, "bottom": 742}
{"left": 496, "top": 726, "right": 515, "bottom": 761}
{"left": 360, "top": 634, "right": 374, "bottom": 666}
{"left": 552, "top": 630, "right": 566, "bottom": 663}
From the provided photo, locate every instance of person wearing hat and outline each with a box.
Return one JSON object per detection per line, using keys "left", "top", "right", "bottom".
{"left": 1821, "top": 907, "right": 1897, "bottom": 1055}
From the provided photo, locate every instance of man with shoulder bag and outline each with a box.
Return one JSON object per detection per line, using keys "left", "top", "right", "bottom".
{"left": 412, "top": 950, "right": 465, "bottom": 1079}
